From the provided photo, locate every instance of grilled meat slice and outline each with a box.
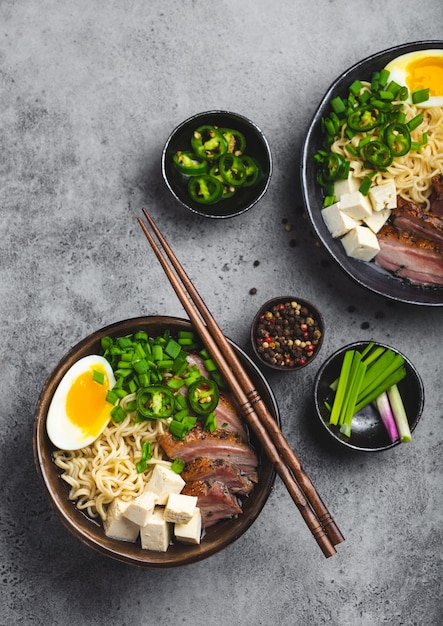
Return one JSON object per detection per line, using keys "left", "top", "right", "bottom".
{"left": 430, "top": 174, "right": 443, "bottom": 216}
{"left": 392, "top": 196, "right": 443, "bottom": 244}
{"left": 157, "top": 424, "right": 258, "bottom": 476}
{"left": 214, "top": 392, "right": 248, "bottom": 441}
{"left": 376, "top": 224, "right": 443, "bottom": 286}
{"left": 181, "top": 457, "right": 256, "bottom": 495}
{"left": 181, "top": 479, "right": 242, "bottom": 527}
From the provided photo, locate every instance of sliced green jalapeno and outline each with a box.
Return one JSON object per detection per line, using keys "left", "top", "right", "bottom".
{"left": 240, "top": 155, "right": 261, "bottom": 187}
{"left": 362, "top": 140, "right": 393, "bottom": 169}
{"left": 347, "top": 106, "right": 384, "bottom": 132}
{"left": 191, "top": 125, "right": 227, "bottom": 160}
{"left": 218, "top": 153, "right": 247, "bottom": 187}
{"left": 188, "top": 378, "right": 219, "bottom": 415}
{"left": 188, "top": 174, "right": 224, "bottom": 204}
{"left": 384, "top": 122, "right": 411, "bottom": 157}
{"left": 136, "top": 386, "right": 174, "bottom": 419}
{"left": 322, "top": 152, "right": 347, "bottom": 182}
{"left": 219, "top": 128, "right": 247, "bottom": 155}
{"left": 172, "top": 151, "right": 208, "bottom": 176}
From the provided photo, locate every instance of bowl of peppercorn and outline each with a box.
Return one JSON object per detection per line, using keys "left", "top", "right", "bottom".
{"left": 250, "top": 297, "right": 325, "bottom": 371}
{"left": 162, "top": 110, "right": 272, "bottom": 219}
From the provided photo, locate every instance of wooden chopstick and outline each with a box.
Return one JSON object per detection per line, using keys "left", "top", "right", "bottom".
{"left": 137, "top": 209, "right": 343, "bottom": 557}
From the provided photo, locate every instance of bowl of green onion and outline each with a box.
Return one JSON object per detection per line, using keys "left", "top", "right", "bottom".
{"left": 313, "top": 341, "right": 424, "bottom": 451}
{"left": 162, "top": 110, "right": 272, "bottom": 218}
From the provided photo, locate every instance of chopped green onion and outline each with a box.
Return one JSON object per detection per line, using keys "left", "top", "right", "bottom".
{"left": 92, "top": 369, "right": 105, "bottom": 384}
{"left": 171, "top": 457, "right": 186, "bottom": 474}
{"left": 411, "top": 88, "right": 429, "bottom": 104}
{"left": 111, "top": 405, "right": 126, "bottom": 423}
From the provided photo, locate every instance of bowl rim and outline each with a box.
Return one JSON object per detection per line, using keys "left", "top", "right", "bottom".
{"left": 33, "top": 315, "right": 280, "bottom": 567}
{"left": 313, "top": 340, "right": 425, "bottom": 452}
{"left": 250, "top": 296, "right": 325, "bottom": 371}
{"left": 161, "top": 109, "right": 273, "bottom": 219}
{"left": 300, "top": 40, "right": 443, "bottom": 307}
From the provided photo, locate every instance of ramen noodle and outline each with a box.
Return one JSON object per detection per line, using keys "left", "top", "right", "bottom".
{"left": 53, "top": 393, "right": 170, "bottom": 521}
{"left": 330, "top": 87, "right": 443, "bottom": 210}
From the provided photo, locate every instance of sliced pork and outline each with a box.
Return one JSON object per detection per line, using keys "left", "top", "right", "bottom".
{"left": 392, "top": 196, "right": 443, "bottom": 245}
{"left": 376, "top": 224, "right": 443, "bottom": 286}
{"left": 181, "top": 480, "right": 242, "bottom": 527}
{"left": 430, "top": 174, "right": 443, "bottom": 217}
{"left": 181, "top": 457, "right": 256, "bottom": 495}
{"left": 214, "top": 392, "right": 248, "bottom": 440}
{"left": 157, "top": 424, "right": 258, "bottom": 476}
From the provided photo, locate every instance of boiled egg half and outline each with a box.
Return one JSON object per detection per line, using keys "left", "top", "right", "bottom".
{"left": 46, "top": 355, "right": 116, "bottom": 450}
{"left": 384, "top": 49, "right": 443, "bottom": 107}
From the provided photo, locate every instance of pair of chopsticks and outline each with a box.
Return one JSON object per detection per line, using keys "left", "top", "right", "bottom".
{"left": 137, "top": 209, "right": 344, "bottom": 558}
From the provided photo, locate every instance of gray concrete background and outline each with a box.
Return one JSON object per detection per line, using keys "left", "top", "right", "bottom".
{"left": 1, "top": 1, "right": 442, "bottom": 625}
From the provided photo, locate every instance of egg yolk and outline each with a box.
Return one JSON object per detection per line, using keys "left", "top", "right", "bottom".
{"left": 65, "top": 365, "right": 111, "bottom": 436}
{"left": 406, "top": 57, "right": 443, "bottom": 96}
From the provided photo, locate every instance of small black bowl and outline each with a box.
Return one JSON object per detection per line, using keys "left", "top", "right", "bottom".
{"left": 162, "top": 110, "right": 272, "bottom": 219}
{"left": 313, "top": 341, "right": 424, "bottom": 452}
{"left": 250, "top": 296, "right": 325, "bottom": 371}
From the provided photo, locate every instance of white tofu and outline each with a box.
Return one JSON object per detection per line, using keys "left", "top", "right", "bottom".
{"left": 145, "top": 463, "right": 185, "bottom": 505}
{"left": 140, "top": 507, "right": 172, "bottom": 552}
{"left": 333, "top": 174, "right": 359, "bottom": 198}
{"left": 339, "top": 191, "right": 373, "bottom": 220}
{"left": 103, "top": 498, "right": 139, "bottom": 542}
{"left": 363, "top": 208, "right": 391, "bottom": 233}
{"left": 163, "top": 493, "right": 197, "bottom": 524}
{"left": 124, "top": 490, "right": 158, "bottom": 527}
{"left": 341, "top": 226, "right": 380, "bottom": 261}
{"left": 174, "top": 508, "right": 202, "bottom": 545}
{"left": 368, "top": 180, "right": 397, "bottom": 212}
{"left": 321, "top": 202, "right": 359, "bottom": 238}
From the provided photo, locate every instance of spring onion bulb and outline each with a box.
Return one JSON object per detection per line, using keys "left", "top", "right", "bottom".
{"left": 387, "top": 384, "right": 412, "bottom": 442}
{"left": 375, "top": 392, "right": 399, "bottom": 443}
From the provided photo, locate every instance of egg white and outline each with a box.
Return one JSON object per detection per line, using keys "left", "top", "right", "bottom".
{"left": 46, "top": 354, "right": 116, "bottom": 450}
{"left": 384, "top": 49, "right": 443, "bottom": 107}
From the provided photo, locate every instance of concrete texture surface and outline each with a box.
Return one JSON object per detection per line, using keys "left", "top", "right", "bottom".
{"left": 1, "top": 1, "right": 442, "bottom": 625}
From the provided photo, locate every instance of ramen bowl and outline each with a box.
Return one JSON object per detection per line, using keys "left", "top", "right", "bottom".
{"left": 162, "top": 111, "right": 272, "bottom": 218}
{"left": 301, "top": 40, "right": 443, "bottom": 306}
{"left": 33, "top": 316, "right": 280, "bottom": 567}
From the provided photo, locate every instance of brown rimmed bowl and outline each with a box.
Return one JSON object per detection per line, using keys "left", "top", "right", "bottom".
{"left": 250, "top": 296, "right": 325, "bottom": 371}
{"left": 162, "top": 110, "right": 272, "bottom": 218}
{"left": 33, "top": 316, "right": 280, "bottom": 567}
{"left": 313, "top": 341, "right": 424, "bottom": 452}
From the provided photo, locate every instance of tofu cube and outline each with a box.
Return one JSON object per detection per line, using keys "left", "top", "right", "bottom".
{"left": 103, "top": 498, "right": 139, "bottom": 542}
{"left": 363, "top": 208, "right": 391, "bottom": 233}
{"left": 341, "top": 226, "right": 380, "bottom": 261}
{"left": 321, "top": 202, "right": 359, "bottom": 238}
{"left": 163, "top": 493, "right": 198, "bottom": 524}
{"left": 140, "top": 507, "right": 172, "bottom": 552}
{"left": 333, "top": 174, "right": 359, "bottom": 198}
{"left": 174, "top": 508, "right": 202, "bottom": 545}
{"left": 339, "top": 191, "right": 373, "bottom": 220}
{"left": 368, "top": 180, "right": 397, "bottom": 212}
{"left": 146, "top": 464, "right": 185, "bottom": 505}
{"left": 124, "top": 490, "right": 158, "bottom": 527}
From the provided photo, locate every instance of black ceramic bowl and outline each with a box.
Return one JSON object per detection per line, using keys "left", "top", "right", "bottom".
{"left": 250, "top": 297, "right": 325, "bottom": 371}
{"left": 34, "top": 316, "right": 280, "bottom": 567}
{"left": 162, "top": 111, "right": 272, "bottom": 218}
{"left": 301, "top": 40, "right": 443, "bottom": 306}
{"left": 313, "top": 341, "right": 424, "bottom": 452}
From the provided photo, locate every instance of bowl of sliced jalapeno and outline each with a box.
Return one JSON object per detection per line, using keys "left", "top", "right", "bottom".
{"left": 162, "top": 111, "right": 272, "bottom": 218}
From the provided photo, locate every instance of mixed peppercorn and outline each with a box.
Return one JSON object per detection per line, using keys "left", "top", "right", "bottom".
{"left": 253, "top": 300, "right": 323, "bottom": 368}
